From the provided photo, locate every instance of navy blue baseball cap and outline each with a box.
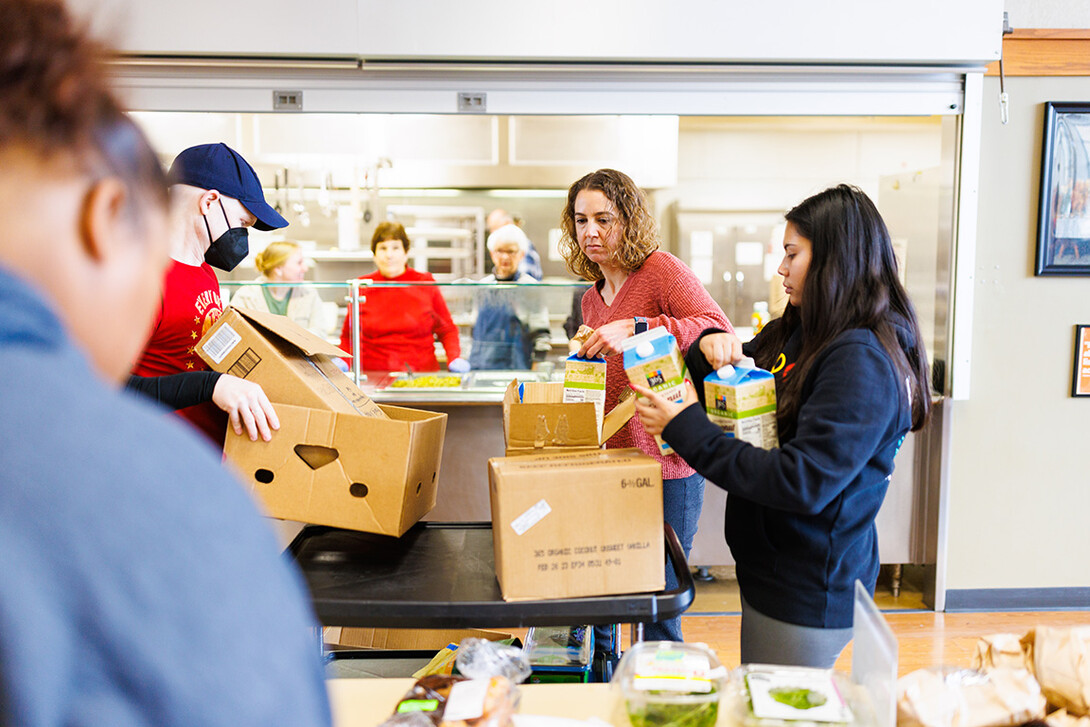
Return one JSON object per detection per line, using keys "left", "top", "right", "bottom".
{"left": 167, "top": 143, "right": 288, "bottom": 231}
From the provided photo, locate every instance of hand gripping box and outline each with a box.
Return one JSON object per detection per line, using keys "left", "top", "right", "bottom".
{"left": 197, "top": 307, "right": 446, "bottom": 536}
{"left": 487, "top": 448, "right": 664, "bottom": 601}
{"left": 502, "top": 380, "right": 635, "bottom": 457}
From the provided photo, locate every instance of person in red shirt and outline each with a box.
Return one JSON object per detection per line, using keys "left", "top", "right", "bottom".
{"left": 131, "top": 143, "right": 288, "bottom": 446}
{"left": 340, "top": 222, "right": 468, "bottom": 373}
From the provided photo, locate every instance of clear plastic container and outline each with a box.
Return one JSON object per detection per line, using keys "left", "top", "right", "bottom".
{"left": 613, "top": 641, "right": 728, "bottom": 727}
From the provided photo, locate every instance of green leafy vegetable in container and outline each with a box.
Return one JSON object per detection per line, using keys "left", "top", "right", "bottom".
{"left": 769, "top": 687, "right": 828, "bottom": 710}
{"left": 626, "top": 693, "right": 719, "bottom": 727}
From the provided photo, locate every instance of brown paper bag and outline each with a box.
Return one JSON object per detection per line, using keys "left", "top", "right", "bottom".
{"left": 974, "top": 633, "right": 1033, "bottom": 673}
{"left": 1046, "top": 709, "right": 1090, "bottom": 727}
{"left": 897, "top": 667, "right": 1046, "bottom": 727}
{"left": 1024, "top": 626, "right": 1090, "bottom": 716}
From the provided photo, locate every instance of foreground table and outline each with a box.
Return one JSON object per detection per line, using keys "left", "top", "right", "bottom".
{"left": 328, "top": 678, "right": 620, "bottom": 727}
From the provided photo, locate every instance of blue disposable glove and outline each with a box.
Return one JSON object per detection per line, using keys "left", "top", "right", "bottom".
{"left": 333, "top": 357, "right": 351, "bottom": 373}
{"left": 448, "top": 357, "right": 471, "bottom": 374}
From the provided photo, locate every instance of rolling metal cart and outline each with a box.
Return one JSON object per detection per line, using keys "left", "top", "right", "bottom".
{"left": 288, "top": 521, "right": 695, "bottom": 681}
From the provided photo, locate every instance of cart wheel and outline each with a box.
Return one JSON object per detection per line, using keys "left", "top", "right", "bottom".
{"left": 592, "top": 649, "right": 619, "bottom": 683}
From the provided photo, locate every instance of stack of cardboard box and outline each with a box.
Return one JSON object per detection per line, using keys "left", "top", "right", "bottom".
{"left": 197, "top": 307, "right": 447, "bottom": 537}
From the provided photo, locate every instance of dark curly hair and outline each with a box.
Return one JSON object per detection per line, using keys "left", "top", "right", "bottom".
{"left": 559, "top": 169, "right": 660, "bottom": 281}
{"left": 0, "top": 0, "right": 167, "bottom": 215}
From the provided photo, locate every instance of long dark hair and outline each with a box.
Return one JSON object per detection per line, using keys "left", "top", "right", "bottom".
{"left": 752, "top": 184, "right": 931, "bottom": 432}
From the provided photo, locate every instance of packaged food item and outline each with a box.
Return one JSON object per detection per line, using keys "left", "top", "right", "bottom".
{"left": 381, "top": 640, "right": 531, "bottom": 727}
{"left": 622, "top": 328, "right": 689, "bottom": 456}
{"left": 704, "top": 357, "right": 779, "bottom": 449}
{"left": 743, "top": 664, "right": 852, "bottom": 725}
{"left": 563, "top": 355, "right": 607, "bottom": 439}
{"left": 524, "top": 625, "right": 594, "bottom": 683}
{"left": 614, "top": 641, "right": 727, "bottom": 727}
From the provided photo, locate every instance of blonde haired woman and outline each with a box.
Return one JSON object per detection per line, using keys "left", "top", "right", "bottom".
{"left": 230, "top": 241, "right": 330, "bottom": 335}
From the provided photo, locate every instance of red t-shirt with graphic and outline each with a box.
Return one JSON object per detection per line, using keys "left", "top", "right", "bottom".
{"left": 132, "top": 259, "right": 225, "bottom": 445}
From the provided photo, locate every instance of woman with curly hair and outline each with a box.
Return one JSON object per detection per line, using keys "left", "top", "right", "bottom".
{"left": 561, "top": 168, "right": 733, "bottom": 642}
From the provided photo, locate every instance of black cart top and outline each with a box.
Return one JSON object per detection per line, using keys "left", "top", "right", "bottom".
{"left": 288, "top": 522, "right": 694, "bottom": 629}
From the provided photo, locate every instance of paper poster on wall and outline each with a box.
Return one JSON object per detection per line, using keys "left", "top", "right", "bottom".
{"left": 1073, "top": 325, "right": 1090, "bottom": 397}
{"left": 691, "top": 257, "right": 714, "bottom": 284}
{"left": 735, "top": 241, "right": 764, "bottom": 267}
{"left": 548, "top": 228, "right": 565, "bottom": 262}
{"left": 690, "top": 230, "right": 714, "bottom": 258}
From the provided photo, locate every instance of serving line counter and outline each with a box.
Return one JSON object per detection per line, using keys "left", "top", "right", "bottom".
{"left": 363, "top": 370, "right": 549, "bottom": 522}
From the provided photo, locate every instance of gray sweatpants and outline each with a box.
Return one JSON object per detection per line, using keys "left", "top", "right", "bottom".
{"left": 740, "top": 594, "right": 853, "bottom": 668}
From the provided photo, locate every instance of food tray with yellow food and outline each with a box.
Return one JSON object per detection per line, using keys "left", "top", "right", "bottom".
{"left": 388, "top": 374, "right": 464, "bottom": 389}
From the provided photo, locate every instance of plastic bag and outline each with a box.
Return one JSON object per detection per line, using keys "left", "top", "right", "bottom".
{"left": 379, "top": 639, "right": 530, "bottom": 727}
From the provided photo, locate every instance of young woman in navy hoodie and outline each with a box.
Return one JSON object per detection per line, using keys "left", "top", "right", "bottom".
{"left": 632, "top": 184, "right": 932, "bottom": 667}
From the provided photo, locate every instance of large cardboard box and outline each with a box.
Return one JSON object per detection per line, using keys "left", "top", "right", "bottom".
{"left": 324, "top": 627, "right": 514, "bottom": 651}
{"left": 502, "top": 380, "right": 635, "bottom": 456}
{"left": 488, "top": 448, "right": 665, "bottom": 601}
{"left": 197, "top": 306, "right": 387, "bottom": 418}
{"left": 197, "top": 307, "right": 446, "bottom": 536}
{"left": 225, "top": 402, "right": 444, "bottom": 536}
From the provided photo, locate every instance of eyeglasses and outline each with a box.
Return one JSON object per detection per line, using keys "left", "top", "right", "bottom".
{"left": 491, "top": 247, "right": 522, "bottom": 257}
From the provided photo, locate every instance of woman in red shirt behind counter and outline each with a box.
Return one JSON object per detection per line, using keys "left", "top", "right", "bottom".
{"left": 340, "top": 222, "right": 467, "bottom": 373}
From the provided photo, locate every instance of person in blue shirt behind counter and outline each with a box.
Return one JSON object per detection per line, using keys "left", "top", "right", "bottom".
{"left": 468, "top": 223, "right": 552, "bottom": 370}
{"left": 0, "top": 2, "right": 330, "bottom": 724}
{"left": 631, "top": 184, "right": 932, "bottom": 668}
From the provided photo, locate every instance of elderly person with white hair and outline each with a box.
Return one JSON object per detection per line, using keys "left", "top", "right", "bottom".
{"left": 467, "top": 224, "right": 552, "bottom": 370}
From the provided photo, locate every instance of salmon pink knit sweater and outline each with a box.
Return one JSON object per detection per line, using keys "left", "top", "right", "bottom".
{"left": 581, "top": 251, "right": 733, "bottom": 479}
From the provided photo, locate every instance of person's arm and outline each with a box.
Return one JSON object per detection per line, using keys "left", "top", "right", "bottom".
{"left": 661, "top": 340, "right": 902, "bottom": 515}
{"left": 430, "top": 286, "right": 462, "bottom": 363}
{"left": 126, "top": 372, "right": 221, "bottom": 410}
{"left": 125, "top": 373, "right": 279, "bottom": 442}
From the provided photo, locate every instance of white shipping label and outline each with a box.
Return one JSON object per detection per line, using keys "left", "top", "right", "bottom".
{"left": 200, "top": 323, "right": 241, "bottom": 365}
{"left": 633, "top": 651, "right": 713, "bottom": 693}
{"left": 510, "top": 499, "right": 552, "bottom": 536}
{"left": 443, "top": 679, "right": 488, "bottom": 722}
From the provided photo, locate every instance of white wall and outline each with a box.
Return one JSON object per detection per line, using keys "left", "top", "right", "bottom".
{"left": 945, "top": 75, "right": 1090, "bottom": 590}
{"left": 1005, "top": 0, "right": 1090, "bottom": 29}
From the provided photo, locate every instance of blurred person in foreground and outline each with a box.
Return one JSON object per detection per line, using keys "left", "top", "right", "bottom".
{"left": 560, "top": 168, "right": 733, "bottom": 642}
{"left": 632, "top": 185, "right": 932, "bottom": 667}
{"left": 129, "top": 141, "right": 289, "bottom": 446}
{"left": 0, "top": 1, "right": 331, "bottom": 723}
{"left": 468, "top": 223, "right": 552, "bottom": 370}
{"left": 340, "top": 221, "right": 468, "bottom": 373}
{"left": 230, "top": 240, "right": 332, "bottom": 335}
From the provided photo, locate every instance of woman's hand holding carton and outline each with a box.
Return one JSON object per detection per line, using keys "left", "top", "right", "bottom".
{"left": 699, "top": 331, "right": 745, "bottom": 369}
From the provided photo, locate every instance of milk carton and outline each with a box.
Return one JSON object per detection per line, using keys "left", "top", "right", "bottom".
{"left": 622, "top": 327, "right": 688, "bottom": 456}
{"left": 562, "top": 355, "right": 607, "bottom": 440}
{"left": 704, "top": 357, "right": 779, "bottom": 449}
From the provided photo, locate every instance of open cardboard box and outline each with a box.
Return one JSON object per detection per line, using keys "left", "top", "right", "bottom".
{"left": 488, "top": 448, "right": 664, "bottom": 601}
{"left": 197, "top": 307, "right": 446, "bottom": 536}
{"left": 502, "top": 380, "right": 636, "bottom": 456}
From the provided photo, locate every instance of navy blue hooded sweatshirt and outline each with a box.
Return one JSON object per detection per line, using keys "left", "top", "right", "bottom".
{"left": 662, "top": 319, "right": 913, "bottom": 628}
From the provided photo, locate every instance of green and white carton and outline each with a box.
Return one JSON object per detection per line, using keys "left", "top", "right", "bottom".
{"left": 562, "top": 355, "right": 607, "bottom": 440}
{"left": 704, "top": 357, "right": 778, "bottom": 449}
{"left": 622, "top": 327, "right": 688, "bottom": 456}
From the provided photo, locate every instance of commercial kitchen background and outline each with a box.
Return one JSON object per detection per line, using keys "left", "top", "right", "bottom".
{"left": 68, "top": 0, "right": 1090, "bottom": 611}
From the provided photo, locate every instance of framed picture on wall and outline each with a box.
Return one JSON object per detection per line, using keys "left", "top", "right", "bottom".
{"left": 1036, "top": 102, "right": 1090, "bottom": 276}
{"left": 1073, "top": 325, "right": 1090, "bottom": 397}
